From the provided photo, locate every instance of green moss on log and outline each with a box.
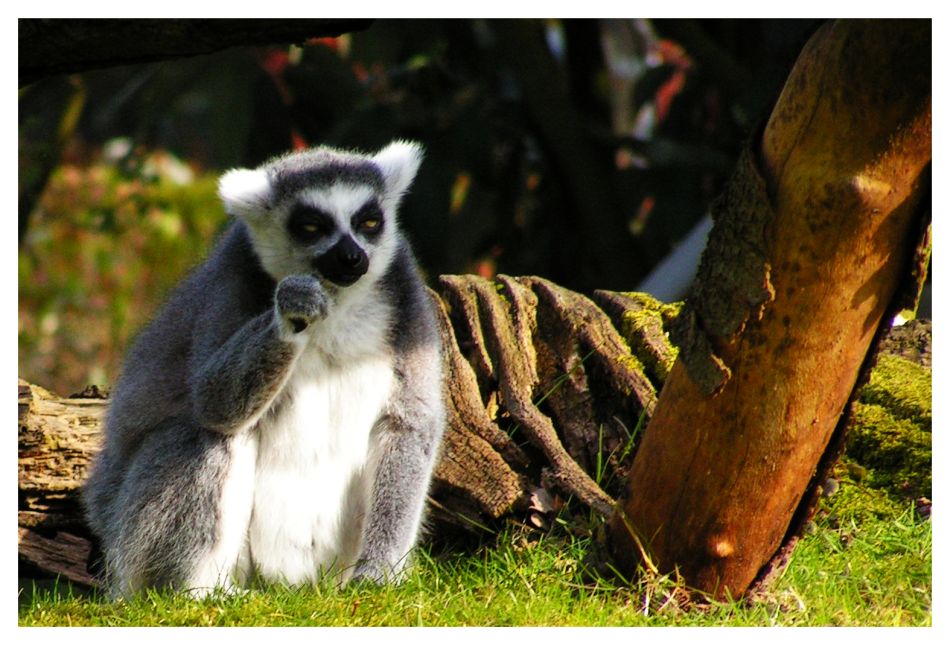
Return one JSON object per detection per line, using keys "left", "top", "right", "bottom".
{"left": 846, "top": 354, "right": 931, "bottom": 499}
{"left": 614, "top": 292, "right": 680, "bottom": 385}
{"left": 859, "top": 354, "right": 931, "bottom": 428}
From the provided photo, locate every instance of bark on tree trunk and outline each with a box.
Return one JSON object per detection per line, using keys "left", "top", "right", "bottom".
{"left": 607, "top": 18, "right": 931, "bottom": 600}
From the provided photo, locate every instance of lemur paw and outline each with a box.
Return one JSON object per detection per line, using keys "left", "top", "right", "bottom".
{"left": 349, "top": 561, "right": 387, "bottom": 586}
{"left": 275, "top": 274, "right": 329, "bottom": 334}
{"left": 349, "top": 558, "right": 405, "bottom": 586}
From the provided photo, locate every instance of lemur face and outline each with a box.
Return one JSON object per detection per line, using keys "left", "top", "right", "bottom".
{"left": 218, "top": 142, "right": 423, "bottom": 287}
{"left": 282, "top": 182, "right": 389, "bottom": 287}
{"left": 287, "top": 187, "right": 380, "bottom": 287}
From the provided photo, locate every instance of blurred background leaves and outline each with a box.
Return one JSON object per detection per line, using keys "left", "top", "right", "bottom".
{"left": 18, "top": 18, "right": 822, "bottom": 395}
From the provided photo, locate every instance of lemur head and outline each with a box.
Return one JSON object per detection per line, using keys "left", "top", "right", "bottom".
{"left": 218, "top": 141, "right": 423, "bottom": 287}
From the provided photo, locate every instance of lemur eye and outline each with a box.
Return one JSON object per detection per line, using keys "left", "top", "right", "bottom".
{"left": 353, "top": 201, "right": 383, "bottom": 236}
{"left": 288, "top": 205, "right": 334, "bottom": 243}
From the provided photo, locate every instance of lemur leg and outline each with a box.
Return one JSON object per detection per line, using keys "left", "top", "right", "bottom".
{"left": 186, "top": 430, "right": 258, "bottom": 597}
{"left": 108, "top": 419, "right": 250, "bottom": 596}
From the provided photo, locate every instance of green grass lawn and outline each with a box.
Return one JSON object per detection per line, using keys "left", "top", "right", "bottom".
{"left": 18, "top": 473, "right": 930, "bottom": 627}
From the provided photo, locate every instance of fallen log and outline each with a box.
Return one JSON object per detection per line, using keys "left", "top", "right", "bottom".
{"left": 18, "top": 280, "right": 677, "bottom": 586}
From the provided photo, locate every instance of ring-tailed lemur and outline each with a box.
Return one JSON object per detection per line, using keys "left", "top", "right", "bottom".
{"left": 82, "top": 141, "right": 445, "bottom": 597}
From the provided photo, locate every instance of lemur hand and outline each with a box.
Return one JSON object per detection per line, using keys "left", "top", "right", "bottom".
{"left": 275, "top": 274, "right": 329, "bottom": 334}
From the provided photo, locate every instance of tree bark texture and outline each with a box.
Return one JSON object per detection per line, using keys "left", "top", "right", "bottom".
{"left": 607, "top": 19, "right": 931, "bottom": 600}
{"left": 19, "top": 280, "right": 676, "bottom": 586}
{"left": 18, "top": 382, "right": 107, "bottom": 585}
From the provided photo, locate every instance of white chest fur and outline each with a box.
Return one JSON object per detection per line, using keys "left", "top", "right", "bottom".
{"left": 247, "top": 353, "right": 393, "bottom": 584}
{"left": 243, "top": 294, "right": 395, "bottom": 585}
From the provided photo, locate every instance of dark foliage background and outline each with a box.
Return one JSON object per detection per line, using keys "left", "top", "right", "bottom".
{"left": 19, "top": 18, "right": 821, "bottom": 394}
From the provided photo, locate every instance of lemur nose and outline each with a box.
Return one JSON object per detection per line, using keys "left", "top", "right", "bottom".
{"left": 341, "top": 247, "right": 362, "bottom": 267}
{"left": 313, "top": 234, "right": 369, "bottom": 286}
{"left": 335, "top": 235, "right": 366, "bottom": 270}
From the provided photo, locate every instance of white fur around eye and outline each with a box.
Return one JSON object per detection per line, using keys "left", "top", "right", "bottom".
{"left": 300, "top": 184, "right": 377, "bottom": 226}
{"left": 218, "top": 168, "right": 272, "bottom": 220}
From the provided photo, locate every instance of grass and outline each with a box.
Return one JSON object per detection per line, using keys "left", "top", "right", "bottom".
{"left": 19, "top": 476, "right": 930, "bottom": 627}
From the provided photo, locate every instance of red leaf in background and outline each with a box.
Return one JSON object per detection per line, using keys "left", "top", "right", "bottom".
{"left": 309, "top": 36, "right": 341, "bottom": 51}
{"left": 474, "top": 259, "right": 496, "bottom": 279}
{"left": 290, "top": 127, "right": 309, "bottom": 151}
{"left": 258, "top": 48, "right": 290, "bottom": 78}
{"left": 655, "top": 70, "right": 687, "bottom": 123}
{"left": 351, "top": 61, "right": 369, "bottom": 83}
{"left": 629, "top": 194, "right": 656, "bottom": 235}
{"left": 256, "top": 48, "right": 294, "bottom": 104}
{"left": 653, "top": 40, "right": 692, "bottom": 124}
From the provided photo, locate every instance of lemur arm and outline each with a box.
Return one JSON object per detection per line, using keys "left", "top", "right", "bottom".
{"left": 352, "top": 302, "right": 445, "bottom": 583}
{"left": 352, "top": 409, "right": 443, "bottom": 582}
{"left": 188, "top": 275, "right": 327, "bottom": 434}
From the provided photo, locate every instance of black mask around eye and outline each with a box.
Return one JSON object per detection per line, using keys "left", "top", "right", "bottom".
{"left": 288, "top": 204, "right": 335, "bottom": 243}
{"left": 312, "top": 235, "right": 369, "bottom": 286}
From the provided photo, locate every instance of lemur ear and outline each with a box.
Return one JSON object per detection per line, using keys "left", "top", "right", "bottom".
{"left": 373, "top": 140, "right": 424, "bottom": 209}
{"left": 218, "top": 168, "right": 272, "bottom": 221}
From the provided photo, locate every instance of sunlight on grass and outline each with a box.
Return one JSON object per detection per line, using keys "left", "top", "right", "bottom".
{"left": 19, "top": 491, "right": 930, "bottom": 627}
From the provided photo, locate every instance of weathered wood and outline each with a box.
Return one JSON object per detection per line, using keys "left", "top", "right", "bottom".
{"left": 18, "top": 381, "right": 106, "bottom": 586}
{"left": 18, "top": 281, "right": 676, "bottom": 585}
{"left": 524, "top": 277, "right": 658, "bottom": 484}
{"left": 18, "top": 382, "right": 106, "bottom": 531}
{"left": 429, "top": 290, "right": 530, "bottom": 522}
{"left": 592, "top": 290, "right": 679, "bottom": 387}
{"left": 441, "top": 274, "right": 616, "bottom": 515}
{"left": 608, "top": 18, "right": 931, "bottom": 600}
{"left": 19, "top": 528, "right": 96, "bottom": 588}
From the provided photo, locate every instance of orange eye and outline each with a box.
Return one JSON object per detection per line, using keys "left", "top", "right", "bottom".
{"left": 361, "top": 218, "right": 380, "bottom": 231}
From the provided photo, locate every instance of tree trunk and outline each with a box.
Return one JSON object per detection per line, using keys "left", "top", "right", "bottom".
{"left": 607, "top": 18, "right": 931, "bottom": 600}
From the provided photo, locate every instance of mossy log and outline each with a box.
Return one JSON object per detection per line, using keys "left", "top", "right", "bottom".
{"left": 18, "top": 279, "right": 677, "bottom": 586}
